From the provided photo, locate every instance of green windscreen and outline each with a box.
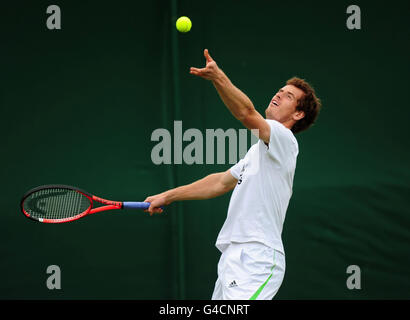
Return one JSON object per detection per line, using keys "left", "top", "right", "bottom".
{"left": 1, "top": 0, "right": 409, "bottom": 299}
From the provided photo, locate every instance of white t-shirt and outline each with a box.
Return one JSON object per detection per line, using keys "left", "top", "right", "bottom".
{"left": 215, "top": 119, "right": 299, "bottom": 255}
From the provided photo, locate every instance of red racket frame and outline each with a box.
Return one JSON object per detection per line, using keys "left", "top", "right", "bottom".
{"left": 21, "top": 185, "right": 124, "bottom": 224}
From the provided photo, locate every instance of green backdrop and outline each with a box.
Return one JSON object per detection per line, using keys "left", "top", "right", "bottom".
{"left": 1, "top": 0, "right": 409, "bottom": 299}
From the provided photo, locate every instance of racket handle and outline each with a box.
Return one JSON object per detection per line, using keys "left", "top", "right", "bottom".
{"left": 123, "top": 202, "right": 150, "bottom": 210}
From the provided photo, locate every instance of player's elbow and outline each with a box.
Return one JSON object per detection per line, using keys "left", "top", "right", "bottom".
{"left": 236, "top": 105, "right": 255, "bottom": 122}
{"left": 219, "top": 182, "right": 235, "bottom": 194}
{"left": 208, "top": 172, "right": 236, "bottom": 197}
{"left": 212, "top": 183, "right": 232, "bottom": 198}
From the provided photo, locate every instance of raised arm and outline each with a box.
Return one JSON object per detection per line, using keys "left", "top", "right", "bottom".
{"left": 190, "top": 49, "right": 271, "bottom": 143}
{"left": 144, "top": 170, "right": 237, "bottom": 215}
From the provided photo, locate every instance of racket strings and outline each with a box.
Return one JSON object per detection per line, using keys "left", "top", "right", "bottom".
{"left": 23, "top": 188, "right": 90, "bottom": 220}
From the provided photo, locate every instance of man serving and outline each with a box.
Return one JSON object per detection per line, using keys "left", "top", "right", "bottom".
{"left": 145, "top": 49, "right": 321, "bottom": 300}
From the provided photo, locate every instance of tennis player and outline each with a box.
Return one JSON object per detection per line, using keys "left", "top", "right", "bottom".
{"left": 145, "top": 49, "right": 321, "bottom": 300}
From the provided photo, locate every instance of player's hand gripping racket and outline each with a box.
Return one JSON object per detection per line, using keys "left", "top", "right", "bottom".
{"left": 20, "top": 185, "right": 160, "bottom": 223}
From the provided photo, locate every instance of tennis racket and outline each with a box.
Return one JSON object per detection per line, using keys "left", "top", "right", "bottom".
{"left": 20, "top": 184, "right": 156, "bottom": 223}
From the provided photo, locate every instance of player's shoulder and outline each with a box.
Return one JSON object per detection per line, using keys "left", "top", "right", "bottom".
{"left": 265, "top": 119, "right": 298, "bottom": 145}
{"left": 265, "top": 119, "right": 289, "bottom": 131}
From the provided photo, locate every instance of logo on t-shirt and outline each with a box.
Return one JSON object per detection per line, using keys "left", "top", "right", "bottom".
{"left": 237, "top": 166, "right": 245, "bottom": 185}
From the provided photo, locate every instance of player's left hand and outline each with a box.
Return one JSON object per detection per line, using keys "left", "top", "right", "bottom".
{"left": 190, "top": 49, "right": 221, "bottom": 80}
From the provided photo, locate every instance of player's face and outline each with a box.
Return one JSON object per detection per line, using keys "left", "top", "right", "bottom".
{"left": 265, "top": 85, "right": 305, "bottom": 123}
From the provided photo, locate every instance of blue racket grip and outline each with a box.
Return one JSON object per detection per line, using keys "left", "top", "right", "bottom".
{"left": 123, "top": 202, "right": 150, "bottom": 210}
{"left": 122, "top": 202, "right": 164, "bottom": 210}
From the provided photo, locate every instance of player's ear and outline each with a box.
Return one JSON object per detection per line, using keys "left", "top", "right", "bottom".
{"left": 293, "top": 110, "right": 305, "bottom": 121}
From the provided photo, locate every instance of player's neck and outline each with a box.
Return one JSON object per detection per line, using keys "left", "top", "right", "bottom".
{"left": 281, "top": 119, "right": 295, "bottom": 130}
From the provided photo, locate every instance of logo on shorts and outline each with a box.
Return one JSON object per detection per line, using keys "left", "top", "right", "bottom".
{"left": 228, "top": 280, "right": 238, "bottom": 288}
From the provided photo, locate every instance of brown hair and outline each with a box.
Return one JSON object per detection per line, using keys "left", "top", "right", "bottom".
{"left": 286, "top": 77, "right": 322, "bottom": 134}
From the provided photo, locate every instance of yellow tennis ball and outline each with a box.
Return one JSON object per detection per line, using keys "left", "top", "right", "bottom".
{"left": 176, "top": 16, "right": 192, "bottom": 33}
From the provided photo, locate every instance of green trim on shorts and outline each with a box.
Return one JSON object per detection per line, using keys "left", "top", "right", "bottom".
{"left": 249, "top": 251, "right": 276, "bottom": 300}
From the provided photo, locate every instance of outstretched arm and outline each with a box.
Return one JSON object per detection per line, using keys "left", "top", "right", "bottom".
{"left": 190, "top": 49, "right": 270, "bottom": 143}
{"left": 144, "top": 170, "right": 237, "bottom": 215}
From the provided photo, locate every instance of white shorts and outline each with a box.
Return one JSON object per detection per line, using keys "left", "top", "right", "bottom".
{"left": 211, "top": 242, "right": 285, "bottom": 300}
